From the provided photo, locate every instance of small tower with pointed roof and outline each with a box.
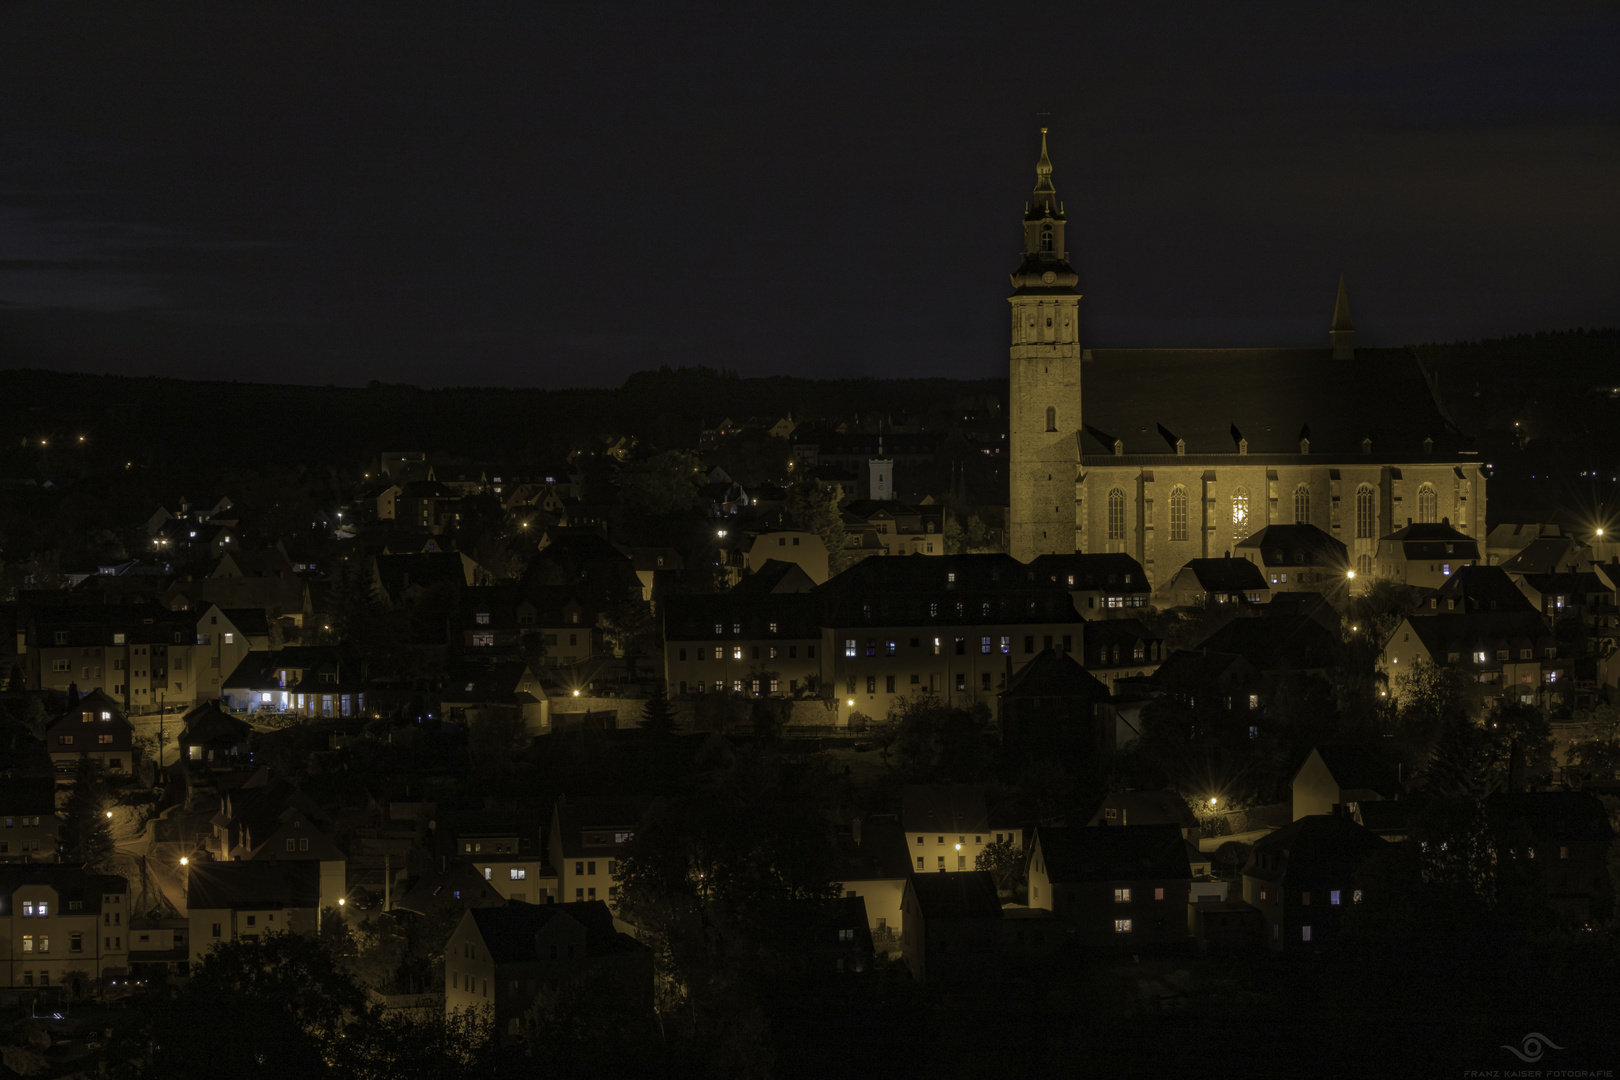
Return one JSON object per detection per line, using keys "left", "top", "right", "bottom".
{"left": 1330, "top": 274, "right": 1354, "bottom": 361}
{"left": 1008, "top": 129, "right": 1084, "bottom": 562}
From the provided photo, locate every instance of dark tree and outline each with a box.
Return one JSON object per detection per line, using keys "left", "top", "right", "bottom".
{"left": 639, "top": 682, "right": 677, "bottom": 736}
{"left": 60, "top": 758, "right": 115, "bottom": 868}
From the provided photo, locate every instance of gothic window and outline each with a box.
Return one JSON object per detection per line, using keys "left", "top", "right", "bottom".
{"left": 1293, "top": 484, "right": 1311, "bottom": 525}
{"left": 1046, "top": 406, "right": 1056, "bottom": 432}
{"left": 1417, "top": 484, "right": 1437, "bottom": 524}
{"left": 1231, "top": 489, "right": 1250, "bottom": 543}
{"left": 1356, "top": 485, "right": 1375, "bottom": 539}
{"left": 1169, "top": 487, "right": 1189, "bottom": 542}
{"left": 1356, "top": 553, "right": 1373, "bottom": 577}
{"left": 1107, "top": 489, "right": 1125, "bottom": 541}
{"left": 1040, "top": 224, "right": 1053, "bottom": 252}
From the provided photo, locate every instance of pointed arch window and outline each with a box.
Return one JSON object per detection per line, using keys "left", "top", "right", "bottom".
{"left": 1107, "top": 489, "right": 1126, "bottom": 541}
{"left": 1356, "top": 485, "right": 1375, "bottom": 539}
{"left": 1417, "top": 484, "right": 1438, "bottom": 524}
{"left": 1045, "top": 406, "right": 1057, "bottom": 432}
{"left": 1169, "top": 486, "right": 1189, "bottom": 542}
{"left": 1293, "top": 484, "right": 1311, "bottom": 525}
{"left": 1231, "top": 489, "right": 1251, "bottom": 544}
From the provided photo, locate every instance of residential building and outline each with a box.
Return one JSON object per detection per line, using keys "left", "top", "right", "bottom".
{"left": 741, "top": 530, "right": 831, "bottom": 585}
{"left": 1083, "top": 791, "right": 1199, "bottom": 840}
{"left": 395, "top": 864, "right": 507, "bottom": 917}
{"left": 548, "top": 797, "right": 643, "bottom": 909}
{"left": 832, "top": 816, "right": 911, "bottom": 950}
{"left": 128, "top": 917, "right": 190, "bottom": 980}
{"left": 663, "top": 588, "right": 821, "bottom": 699}
{"left": 1380, "top": 611, "right": 1565, "bottom": 712}
{"left": 998, "top": 649, "right": 1112, "bottom": 759}
{"left": 1375, "top": 521, "right": 1481, "bottom": 589}
{"left": 443, "top": 901, "right": 652, "bottom": 1037}
{"left": 176, "top": 702, "right": 255, "bottom": 772}
{"left": 900, "top": 870, "right": 1003, "bottom": 984}
{"left": 902, "top": 785, "right": 999, "bottom": 875}
{"left": 1155, "top": 557, "right": 1270, "bottom": 610}
{"left": 45, "top": 691, "right": 135, "bottom": 779}
{"left": 1080, "top": 617, "right": 1165, "bottom": 691}
{"left": 184, "top": 861, "right": 322, "bottom": 967}
{"left": 1486, "top": 791, "right": 1616, "bottom": 926}
{"left": 1291, "top": 745, "right": 1402, "bottom": 823}
{"left": 0, "top": 779, "right": 59, "bottom": 863}
{"left": 1234, "top": 523, "right": 1349, "bottom": 593}
{"left": 1241, "top": 814, "right": 1386, "bottom": 951}
{"left": 1026, "top": 824, "right": 1192, "bottom": 951}
{"left": 0, "top": 865, "right": 129, "bottom": 995}
{"left": 1026, "top": 552, "right": 1153, "bottom": 617}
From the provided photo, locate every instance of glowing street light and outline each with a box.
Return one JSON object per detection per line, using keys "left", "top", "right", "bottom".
{"left": 338, "top": 897, "right": 346, "bottom": 907}
{"left": 1208, "top": 797, "right": 1219, "bottom": 809}
{"left": 1346, "top": 569, "right": 1356, "bottom": 580}
{"left": 105, "top": 810, "right": 113, "bottom": 819}
{"left": 572, "top": 689, "right": 580, "bottom": 697}
{"left": 180, "top": 856, "right": 189, "bottom": 866}
{"left": 847, "top": 699, "right": 855, "bottom": 707}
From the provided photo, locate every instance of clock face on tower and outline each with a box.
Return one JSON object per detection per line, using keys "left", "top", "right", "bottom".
{"left": 1042, "top": 271, "right": 1056, "bottom": 284}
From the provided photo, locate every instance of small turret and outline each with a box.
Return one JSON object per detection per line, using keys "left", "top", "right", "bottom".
{"left": 1330, "top": 274, "right": 1355, "bottom": 360}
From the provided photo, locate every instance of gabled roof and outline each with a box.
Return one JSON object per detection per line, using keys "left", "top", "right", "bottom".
{"left": 1425, "top": 565, "right": 1536, "bottom": 614}
{"left": 0, "top": 865, "right": 125, "bottom": 915}
{"left": 1398, "top": 611, "right": 1556, "bottom": 659}
{"left": 733, "top": 559, "right": 818, "bottom": 596}
{"left": 907, "top": 870, "right": 1002, "bottom": 920}
{"left": 469, "top": 900, "right": 645, "bottom": 963}
{"left": 1036, "top": 824, "right": 1191, "bottom": 883}
{"left": 1193, "top": 610, "right": 1338, "bottom": 672}
{"left": 1150, "top": 649, "right": 1258, "bottom": 690}
{"left": 1026, "top": 552, "right": 1151, "bottom": 594}
{"left": 1235, "top": 523, "right": 1347, "bottom": 568}
{"left": 179, "top": 702, "right": 254, "bottom": 748}
{"left": 219, "top": 608, "right": 273, "bottom": 636}
{"left": 395, "top": 863, "right": 506, "bottom": 915}
{"left": 186, "top": 860, "right": 321, "bottom": 910}
{"left": 551, "top": 797, "right": 647, "bottom": 861}
{"left": 1499, "top": 536, "right": 1589, "bottom": 575}
{"left": 1174, "top": 557, "right": 1269, "bottom": 594}
{"left": 1084, "top": 791, "right": 1199, "bottom": 832}
{"left": 1002, "top": 649, "right": 1110, "bottom": 700}
{"left": 1302, "top": 745, "right": 1402, "bottom": 799}
{"left": 1380, "top": 522, "right": 1481, "bottom": 560}
{"left": 902, "top": 785, "right": 989, "bottom": 836}
{"left": 834, "top": 817, "right": 913, "bottom": 883}
{"left": 1243, "top": 814, "right": 1385, "bottom": 882}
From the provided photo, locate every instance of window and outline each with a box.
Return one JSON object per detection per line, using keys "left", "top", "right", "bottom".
{"left": 980, "top": 635, "right": 992, "bottom": 655}
{"left": 247, "top": 915, "right": 256, "bottom": 927}
{"left": 37, "top": 901, "right": 47, "bottom": 917}
{"left": 1154, "top": 887, "right": 1165, "bottom": 900}
{"left": 866, "top": 676, "right": 876, "bottom": 694}
{"left": 955, "top": 674, "right": 965, "bottom": 691}
{"left": 286, "top": 839, "right": 297, "bottom": 852}
{"left": 1046, "top": 405, "right": 1057, "bottom": 432}
{"left": 1169, "top": 486, "right": 1188, "bottom": 541}
{"left": 511, "top": 868, "right": 527, "bottom": 880}
{"left": 1417, "top": 484, "right": 1437, "bottom": 524}
{"left": 916, "top": 856, "right": 924, "bottom": 871}
{"left": 1330, "top": 890, "right": 1341, "bottom": 906}
{"left": 1024, "top": 635, "right": 1034, "bottom": 654}
{"left": 483, "top": 866, "right": 493, "bottom": 880}
{"left": 1114, "top": 888, "right": 1131, "bottom": 903}
{"left": 1231, "top": 488, "right": 1250, "bottom": 543}
{"left": 1107, "top": 488, "right": 1126, "bottom": 541}
{"left": 1114, "top": 919, "right": 1132, "bottom": 934}
{"left": 885, "top": 676, "right": 895, "bottom": 693}
{"left": 844, "top": 639, "right": 856, "bottom": 658}
{"left": 1293, "top": 484, "right": 1311, "bottom": 524}
{"left": 1301, "top": 925, "right": 1312, "bottom": 942}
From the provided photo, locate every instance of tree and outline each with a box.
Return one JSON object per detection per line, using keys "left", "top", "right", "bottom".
{"left": 975, "top": 836, "right": 1025, "bottom": 894}
{"left": 620, "top": 450, "right": 704, "bottom": 518}
{"left": 1423, "top": 717, "right": 1496, "bottom": 799}
{"left": 786, "top": 477, "right": 850, "bottom": 575}
{"left": 60, "top": 758, "right": 115, "bottom": 868}
{"left": 640, "top": 682, "right": 678, "bottom": 737}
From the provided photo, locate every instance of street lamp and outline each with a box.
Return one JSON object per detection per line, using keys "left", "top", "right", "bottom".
{"left": 1208, "top": 797, "right": 1219, "bottom": 809}
{"left": 105, "top": 810, "right": 113, "bottom": 819}
{"left": 179, "top": 856, "right": 188, "bottom": 867}
{"left": 1346, "top": 569, "right": 1356, "bottom": 580}
{"left": 847, "top": 699, "right": 855, "bottom": 707}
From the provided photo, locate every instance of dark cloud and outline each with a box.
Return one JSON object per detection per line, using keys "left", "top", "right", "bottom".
{"left": 0, "top": 1, "right": 1614, "bottom": 387}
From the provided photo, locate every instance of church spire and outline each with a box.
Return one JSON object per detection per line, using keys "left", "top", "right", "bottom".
{"left": 1010, "top": 128, "right": 1077, "bottom": 290}
{"left": 1031, "top": 127, "right": 1058, "bottom": 216}
{"left": 1330, "top": 273, "right": 1355, "bottom": 360}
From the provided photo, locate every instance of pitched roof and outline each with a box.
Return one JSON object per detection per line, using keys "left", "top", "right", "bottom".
{"left": 1499, "top": 536, "right": 1588, "bottom": 575}
{"left": 1035, "top": 824, "right": 1192, "bottom": 883}
{"left": 1306, "top": 744, "right": 1402, "bottom": 799}
{"left": 1084, "top": 791, "right": 1199, "bottom": 832}
{"left": 179, "top": 702, "right": 254, "bottom": 747}
{"left": 395, "top": 863, "right": 506, "bottom": 915}
{"left": 0, "top": 865, "right": 125, "bottom": 915}
{"left": 1425, "top": 564, "right": 1536, "bottom": 614}
{"left": 834, "top": 817, "right": 913, "bottom": 883}
{"left": 1176, "top": 557, "right": 1270, "bottom": 594}
{"left": 1399, "top": 611, "right": 1556, "bottom": 659}
{"left": 902, "top": 785, "right": 989, "bottom": 836}
{"left": 1002, "top": 649, "right": 1110, "bottom": 700}
{"left": 1381, "top": 522, "right": 1481, "bottom": 560}
{"left": 1193, "top": 610, "right": 1338, "bottom": 672}
{"left": 1244, "top": 814, "right": 1386, "bottom": 881}
{"left": 470, "top": 900, "right": 644, "bottom": 963}
{"left": 1026, "top": 552, "right": 1152, "bottom": 594}
{"left": 1485, "top": 791, "right": 1617, "bottom": 843}
{"left": 186, "top": 860, "right": 321, "bottom": 910}
{"left": 907, "top": 870, "right": 1002, "bottom": 920}
{"left": 1235, "top": 524, "right": 1348, "bottom": 568}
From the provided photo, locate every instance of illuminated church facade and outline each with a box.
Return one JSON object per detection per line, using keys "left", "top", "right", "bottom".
{"left": 1006, "top": 131, "right": 1488, "bottom": 588}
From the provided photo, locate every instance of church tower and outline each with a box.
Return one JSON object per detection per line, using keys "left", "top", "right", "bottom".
{"left": 1007, "top": 129, "right": 1083, "bottom": 562}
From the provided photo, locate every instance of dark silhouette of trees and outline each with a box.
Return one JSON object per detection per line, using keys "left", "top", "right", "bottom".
{"left": 60, "top": 758, "right": 115, "bottom": 868}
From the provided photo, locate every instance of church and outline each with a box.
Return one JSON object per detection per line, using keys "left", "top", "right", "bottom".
{"left": 1006, "top": 130, "right": 1488, "bottom": 589}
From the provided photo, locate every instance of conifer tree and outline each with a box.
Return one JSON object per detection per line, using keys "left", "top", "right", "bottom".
{"left": 61, "top": 757, "right": 116, "bottom": 868}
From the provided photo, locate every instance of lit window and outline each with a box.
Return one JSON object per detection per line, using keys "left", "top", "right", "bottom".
{"left": 1113, "top": 888, "right": 1131, "bottom": 903}
{"left": 1330, "top": 890, "right": 1341, "bottom": 906}
{"left": 511, "top": 868, "right": 526, "bottom": 880}
{"left": 1114, "top": 919, "right": 1132, "bottom": 934}
{"left": 844, "top": 639, "right": 856, "bottom": 658}
{"left": 1169, "top": 487, "right": 1188, "bottom": 542}
{"left": 1154, "top": 888, "right": 1165, "bottom": 900}
{"left": 1301, "top": 925, "right": 1312, "bottom": 942}
{"left": 1293, "top": 484, "right": 1310, "bottom": 524}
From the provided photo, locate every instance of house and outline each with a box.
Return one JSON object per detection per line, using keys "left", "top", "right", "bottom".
{"left": 45, "top": 691, "right": 135, "bottom": 780}
{"left": 1420, "top": 564, "right": 1538, "bottom": 616}
{"left": 1486, "top": 791, "right": 1616, "bottom": 925}
{"left": 443, "top": 900, "right": 652, "bottom": 1037}
{"left": 1241, "top": 814, "right": 1386, "bottom": 951}
{"left": 1155, "top": 557, "right": 1270, "bottom": 609}
{"left": 1026, "top": 552, "right": 1153, "bottom": 617}
{"left": 1381, "top": 611, "right": 1564, "bottom": 713}
{"left": 900, "top": 870, "right": 1003, "bottom": 984}
{"left": 440, "top": 660, "right": 549, "bottom": 735}
{"left": 788, "top": 894, "right": 875, "bottom": 975}
{"left": 998, "top": 649, "right": 1113, "bottom": 759}
{"left": 1514, "top": 570, "right": 1617, "bottom": 629}
{"left": 1374, "top": 521, "right": 1481, "bottom": 589}
{"left": 548, "top": 797, "right": 644, "bottom": 909}
{"left": 395, "top": 863, "right": 508, "bottom": 917}
{"left": 128, "top": 917, "right": 191, "bottom": 981}
{"left": 1191, "top": 609, "right": 1338, "bottom": 680}
{"left": 184, "top": 860, "right": 322, "bottom": 967}
{"left": 1234, "top": 523, "right": 1349, "bottom": 594}
{"left": 1084, "top": 791, "right": 1199, "bottom": 840}
{"left": 662, "top": 588, "right": 822, "bottom": 700}
{"left": 0, "top": 864, "right": 130, "bottom": 995}
{"left": 1026, "top": 824, "right": 1192, "bottom": 951}
{"left": 1080, "top": 617, "right": 1165, "bottom": 692}
{"left": 832, "top": 816, "right": 912, "bottom": 950}
{"left": 176, "top": 702, "right": 255, "bottom": 772}
{"left": 220, "top": 647, "right": 368, "bottom": 719}
{"left": 742, "top": 530, "right": 831, "bottom": 585}
{"left": 206, "top": 778, "right": 346, "bottom": 912}
{"left": 902, "top": 785, "right": 1004, "bottom": 875}
{"left": 23, "top": 605, "right": 199, "bottom": 710}
{"left": 0, "top": 779, "right": 59, "bottom": 863}
{"left": 1291, "top": 745, "right": 1402, "bottom": 823}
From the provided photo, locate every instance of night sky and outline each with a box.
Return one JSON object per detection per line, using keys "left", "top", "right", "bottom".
{"left": 1, "top": 3, "right": 1615, "bottom": 389}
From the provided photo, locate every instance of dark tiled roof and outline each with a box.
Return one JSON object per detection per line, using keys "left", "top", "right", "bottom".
{"left": 220, "top": 608, "right": 272, "bottom": 636}
{"left": 1082, "top": 347, "right": 1464, "bottom": 457}
{"left": 471, "top": 900, "right": 644, "bottom": 963}
{"left": 1084, "top": 791, "right": 1199, "bottom": 832}
{"left": 818, "top": 554, "right": 1083, "bottom": 627}
{"left": 1026, "top": 552, "right": 1151, "bottom": 593}
{"left": 186, "top": 861, "right": 321, "bottom": 910}
{"left": 1177, "top": 558, "right": 1270, "bottom": 594}
{"left": 1425, "top": 565, "right": 1536, "bottom": 614}
{"left": 1401, "top": 611, "right": 1556, "bottom": 658}
{"left": 395, "top": 864, "right": 506, "bottom": 915}
{"left": 1235, "top": 524, "right": 1347, "bottom": 568}
{"left": 1244, "top": 814, "right": 1386, "bottom": 881}
{"left": 902, "top": 785, "right": 989, "bottom": 836}
{"left": 0, "top": 865, "right": 125, "bottom": 915}
{"left": 1382, "top": 522, "right": 1481, "bottom": 560}
{"left": 179, "top": 703, "right": 254, "bottom": 747}
{"left": 834, "top": 817, "right": 913, "bottom": 883}
{"left": 1150, "top": 650, "right": 1258, "bottom": 690}
{"left": 1035, "top": 824, "right": 1192, "bottom": 883}
{"left": 1309, "top": 745, "right": 1403, "bottom": 799}
{"left": 908, "top": 870, "right": 1002, "bottom": 920}
{"left": 1002, "top": 649, "right": 1110, "bottom": 700}
{"left": 1194, "top": 611, "right": 1338, "bottom": 672}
